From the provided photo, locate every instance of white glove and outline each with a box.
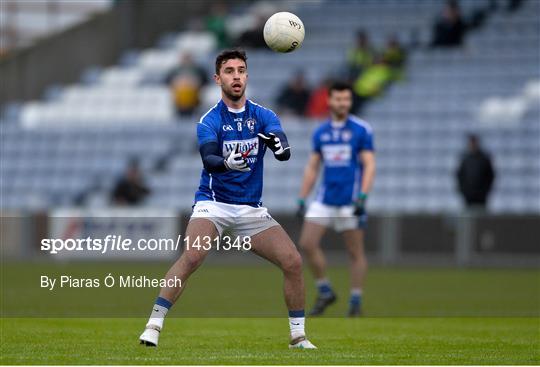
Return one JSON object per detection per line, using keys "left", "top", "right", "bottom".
{"left": 224, "top": 143, "right": 251, "bottom": 172}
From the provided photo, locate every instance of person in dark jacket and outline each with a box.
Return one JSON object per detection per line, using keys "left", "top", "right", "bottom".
{"left": 457, "top": 134, "right": 495, "bottom": 209}
{"left": 275, "top": 71, "right": 311, "bottom": 117}
{"left": 431, "top": 0, "right": 467, "bottom": 47}
{"left": 111, "top": 159, "right": 150, "bottom": 206}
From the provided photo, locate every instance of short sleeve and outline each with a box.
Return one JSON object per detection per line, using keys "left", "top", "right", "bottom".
{"left": 361, "top": 128, "right": 374, "bottom": 151}
{"left": 262, "top": 108, "right": 283, "bottom": 134}
{"left": 312, "top": 129, "right": 322, "bottom": 153}
{"left": 197, "top": 119, "right": 218, "bottom": 146}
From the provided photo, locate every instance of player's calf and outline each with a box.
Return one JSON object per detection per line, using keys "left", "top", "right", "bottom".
{"left": 139, "top": 219, "right": 216, "bottom": 347}
{"left": 249, "top": 225, "right": 316, "bottom": 349}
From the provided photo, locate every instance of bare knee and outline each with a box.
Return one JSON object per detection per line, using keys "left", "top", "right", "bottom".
{"left": 348, "top": 250, "right": 368, "bottom": 267}
{"left": 281, "top": 250, "right": 303, "bottom": 275}
{"left": 298, "top": 233, "right": 309, "bottom": 250}
{"left": 181, "top": 252, "right": 205, "bottom": 273}
{"left": 299, "top": 235, "right": 318, "bottom": 254}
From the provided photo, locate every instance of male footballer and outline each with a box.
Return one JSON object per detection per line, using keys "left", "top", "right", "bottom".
{"left": 140, "top": 49, "right": 316, "bottom": 349}
{"left": 297, "top": 82, "right": 376, "bottom": 317}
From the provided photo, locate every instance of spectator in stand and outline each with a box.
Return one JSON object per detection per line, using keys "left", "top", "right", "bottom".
{"left": 507, "top": 0, "right": 525, "bottom": 12}
{"left": 111, "top": 159, "right": 150, "bottom": 206}
{"left": 275, "top": 71, "right": 311, "bottom": 117}
{"left": 346, "top": 30, "right": 376, "bottom": 80}
{"left": 205, "top": 2, "right": 230, "bottom": 49}
{"left": 456, "top": 134, "right": 496, "bottom": 210}
{"left": 381, "top": 35, "right": 407, "bottom": 80}
{"left": 306, "top": 78, "right": 331, "bottom": 119}
{"left": 431, "top": 0, "right": 467, "bottom": 47}
{"left": 165, "top": 53, "right": 209, "bottom": 117}
{"left": 352, "top": 57, "right": 393, "bottom": 113}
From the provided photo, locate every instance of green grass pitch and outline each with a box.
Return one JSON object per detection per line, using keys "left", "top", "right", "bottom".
{"left": 1, "top": 263, "right": 539, "bottom": 364}
{"left": 1, "top": 317, "right": 538, "bottom": 364}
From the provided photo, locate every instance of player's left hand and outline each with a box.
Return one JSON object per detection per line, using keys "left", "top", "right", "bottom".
{"left": 296, "top": 198, "right": 306, "bottom": 218}
{"left": 257, "top": 132, "right": 289, "bottom": 157}
{"left": 353, "top": 192, "right": 368, "bottom": 216}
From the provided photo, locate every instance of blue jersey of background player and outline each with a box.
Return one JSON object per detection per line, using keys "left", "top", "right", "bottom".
{"left": 195, "top": 98, "right": 286, "bottom": 206}
{"left": 312, "top": 114, "right": 374, "bottom": 206}
{"left": 297, "top": 82, "right": 376, "bottom": 318}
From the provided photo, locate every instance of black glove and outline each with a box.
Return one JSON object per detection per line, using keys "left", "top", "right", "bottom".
{"left": 296, "top": 198, "right": 306, "bottom": 218}
{"left": 353, "top": 193, "right": 368, "bottom": 216}
{"left": 257, "top": 132, "right": 290, "bottom": 160}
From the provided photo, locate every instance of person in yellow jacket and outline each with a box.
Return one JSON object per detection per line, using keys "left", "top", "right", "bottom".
{"left": 346, "top": 30, "right": 376, "bottom": 79}
{"left": 352, "top": 58, "right": 393, "bottom": 113}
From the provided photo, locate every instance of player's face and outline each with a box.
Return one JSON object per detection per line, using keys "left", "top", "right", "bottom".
{"left": 214, "top": 58, "right": 248, "bottom": 101}
{"left": 328, "top": 89, "right": 352, "bottom": 118}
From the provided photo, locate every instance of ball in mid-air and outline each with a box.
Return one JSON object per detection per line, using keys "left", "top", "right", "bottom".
{"left": 263, "top": 12, "right": 305, "bottom": 53}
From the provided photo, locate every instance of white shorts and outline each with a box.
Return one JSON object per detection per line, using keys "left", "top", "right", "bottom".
{"left": 305, "top": 201, "right": 367, "bottom": 232}
{"left": 190, "top": 200, "right": 279, "bottom": 237}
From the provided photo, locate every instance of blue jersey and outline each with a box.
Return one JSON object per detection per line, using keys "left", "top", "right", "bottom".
{"left": 313, "top": 115, "right": 374, "bottom": 206}
{"left": 195, "top": 99, "right": 284, "bottom": 206}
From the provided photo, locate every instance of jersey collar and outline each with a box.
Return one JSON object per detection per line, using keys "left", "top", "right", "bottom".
{"left": 330, "top": 118, "right": 348, "bottom": 128}
{"left": 221, "top": 99, "right": 246, "bottom": 113}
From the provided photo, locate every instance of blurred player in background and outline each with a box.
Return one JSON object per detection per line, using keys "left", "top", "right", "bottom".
{"left": 140, "top": 49, "right": 316, "bottom": 349}
{"left": 297, "top": 82, "right": 376, "bottom": 317}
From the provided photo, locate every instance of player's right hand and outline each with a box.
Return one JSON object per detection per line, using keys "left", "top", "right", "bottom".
{"left": 224, "top": 143, "right": 251, "bottom": 172}
{"left": 353, "top": 193, "right": 368, "bottom": 216}
{"left": 296, "top": 198, "right": 306, "bottom": 218}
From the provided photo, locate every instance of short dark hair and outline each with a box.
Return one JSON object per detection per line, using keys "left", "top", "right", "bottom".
{"left": 328, "top": 81, "right": 353, "bottom": 96}
{"left": 215, "top": 49, "right": 248, "bottom": 74}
